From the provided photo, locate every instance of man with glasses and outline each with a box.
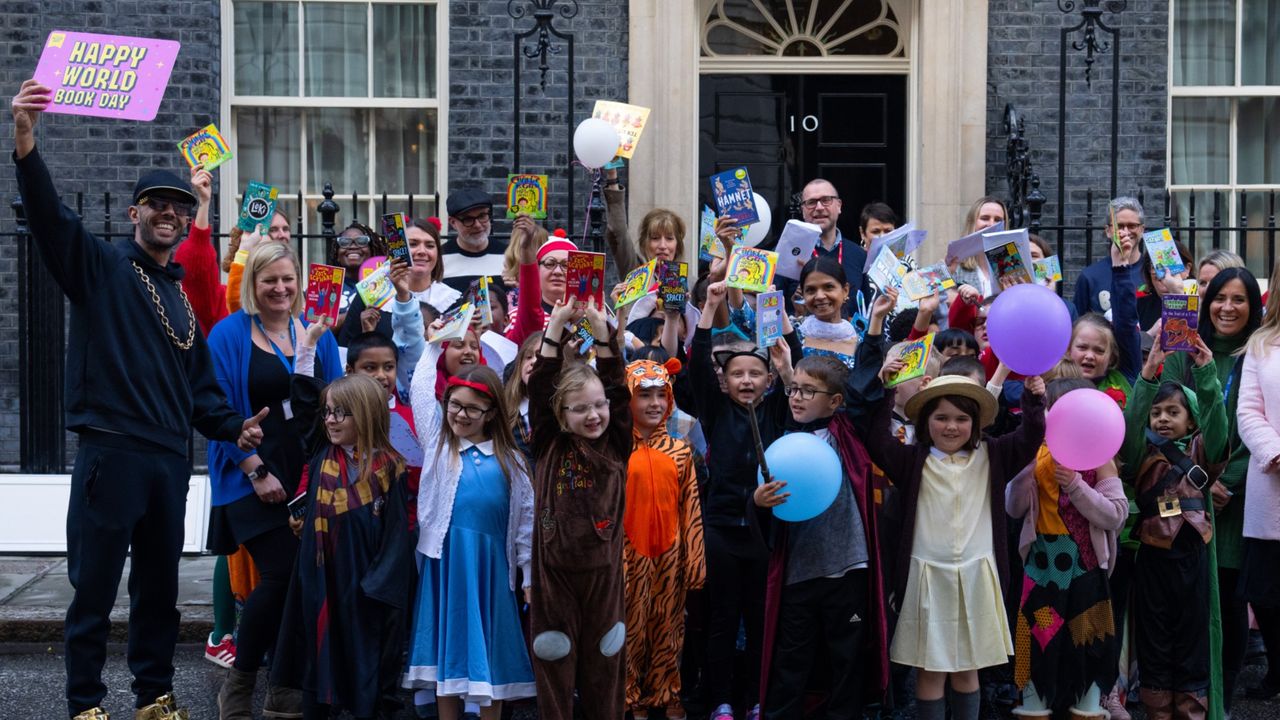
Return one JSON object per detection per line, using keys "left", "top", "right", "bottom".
{"left": 1072, "top": 196, "right": 1147, "bottom": 317}
{"left": 440, "top": 187, "right": 508, "bottom": 294}
{"left": 11, "top": 78, "right": 265, "bottom": 720}
{"left": 779, "top": 178, "right": 873, "bottom": 317}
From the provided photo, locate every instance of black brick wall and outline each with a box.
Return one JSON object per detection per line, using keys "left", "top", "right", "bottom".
{"left": 984, "top": 0, "right": 1168, "bottom": 292}
{"left": 447, "top": 0, "right": 629, "bottom": 236}
{"left": 0, "top": 1, "right": 222, "bottom": 468}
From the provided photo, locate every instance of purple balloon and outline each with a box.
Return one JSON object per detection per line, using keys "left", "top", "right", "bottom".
{"left": 985, "top": 283, "right": 1072, "bottom": 376}
{"left": 1046, "top": 388, "right": 1126, "bottom": 471}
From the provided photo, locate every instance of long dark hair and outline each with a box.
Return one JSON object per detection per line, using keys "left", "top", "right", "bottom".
{"left": 1199, "top": 266, "right": 1262, "bottom": 348}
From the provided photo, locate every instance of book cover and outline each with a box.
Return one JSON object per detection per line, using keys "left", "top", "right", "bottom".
{"left": 774, "top": 220, "right": 822, "bottom": 281}
{"left": 1143, "top": 228, "right": 1186, "bottom": 276}
{"left": 699, "top": 205, "right": 723, "bottom": 261}
{"left": 304, "top": 263, "right": 345, "bottom": 327}
{"left": 657, "top": 260, "right": 689, "bottom": 313}
{"left": 725, "top": 246, "right": 777, "bottom": 293}
{"left": 982, "top": 229, "right": 1034, "bottom": 291}
{"left": 564, "top": 251, "right": 607, "bottom": 308}
{"left": 863, "top": 223, "right": 920, "bottom": 272}
{"left": 355, "top": 261, "right": 395, "bottom": 310}
{"left": 381, "top": 212, "right": 413, "bottom": 266}
{"left": 710, "top": 167, "right": 760, "bottom": 226}
{"left": 901, "top": 262, "right": 956, "bottom": 300}
{"left": 177, "top": 124, "right": 233, "bottom": 171}
{"left": 867, "top": 244, "right": 908, "bottom": 291}
{"left": 591, "top": 100, "right": 651, "bottom": 159}
{"left": 238, "top": 181, "right": 279, "bottom": 232}
{"left": 756, "top": 290, "right": 785, "bottom": 350}
{"left": 885, "top": 333, "right": 936, "bottom": 388}
{"left": 944, "top": 221, "right": 1004, "bottom": 267}
{"left": 506, "top": 174, "right": 548, "bottom": 219}
{"left": 615, "top": 260, "right": 657, "bottom": 308}
{"left": 570, "top": 316, "right": 597, "bottom": 355}
{"left": 1033, "top": 255, "right": 1063, "bottom": 283}
{"left": 1161, "top": 294, "right": 1200, "bottom": 352}
{"left": 430, "top": 302, "right": 476, "bottom": 344}
{"left": 471, "top": 275, "right": 494, "bottom": 327}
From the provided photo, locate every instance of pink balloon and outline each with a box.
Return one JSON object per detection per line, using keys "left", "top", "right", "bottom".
{"left": 1045, "top": 388, "right": 1125, "bottom": 471}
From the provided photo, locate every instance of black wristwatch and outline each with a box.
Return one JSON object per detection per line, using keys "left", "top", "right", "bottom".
{"left": 249, "top": 464, "right": 269, "bottom": 482}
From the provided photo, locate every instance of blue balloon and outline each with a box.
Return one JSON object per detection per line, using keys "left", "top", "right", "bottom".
{"left": 756, "top": 432, "right": 843, "bottom": 522}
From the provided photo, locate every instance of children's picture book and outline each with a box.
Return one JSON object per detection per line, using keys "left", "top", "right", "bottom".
{"left": 506, "top": 174, "right": 548, "bottom": 219}
{"left": 982, "top": 228, "right": 1035, "bottom": 291}
{"left": 591, "top": 100, "right": 651, "bottom": 159}
{"left": 1033, "top": 255, "right": 1063, "bottom": 283}
{"left": 381, "top": 212, "right": 413, "bottom": 267}
{"left": 756, "top": 290, "right": 784, "bottom": 350}
{"left": 570, "top": 316, "right": 599, "bottom": 355}
{"left": 867, "top": 244, "right": 908, "bottom": 291}
{"left": 774, "top": 220, "right": 822, "bottom": 281}
{"left": 304, "top": 263, "right": 345, "bottom": 327}
{"left": 355, "top": 261, "right": 395, "bottom": 310}
{"left": 656, "top": 260, "right": 689, "bottom": 313}
{"left": 725, "top": 246, "right": 777, "bottom": 294}
{"left": 1143, "top": 228, "right": 1186, "bottom": 276}
{"left": 615, "top": 260, "right": 657, "bottom": 308}
{"left": 177, "top": 124, "right": 233, "bottom": 171}
{"left": 359, "top": 255, "right": 388, "bottom": 280}
{"left": 698, "top": 205, "right": 721, "bottom": 261}
{"left": 470, "top": 275, "right": 494, "bottom": 327}
{"left": 564, "top": 251, "right": 607, "bottom": 308}
{"left": 430, "top": 302, "right": 476, "bottom": 344}
{"left": 863, "top": 223, "right": 921, "bottom": 272}
{"left": 901, "top": 262, "right": 956, "bottom": 301}
{"left": 944, "top": 221, "right": 1005, "bottom": 267}
{"left": 885, "top": 333, "right": 936, "bottom": 388}
{"left": 710, "top": 167, "right": 760, "bottom": 226}
{"left": 1183, "top": 278, "right": 1200, "bottom": 295}
{"left": 1161, "top": 294, "right": 1200, "bottom": 352}
{"left": 238, "top": 181, "right": 279, "bottom": 232}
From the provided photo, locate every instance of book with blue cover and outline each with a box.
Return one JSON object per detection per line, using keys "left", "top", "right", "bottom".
{"left": 710, "top": 167, "right": 760, "bottom": 226}
{"left": 756, "top": 290, "right": 784, "bottom": 350}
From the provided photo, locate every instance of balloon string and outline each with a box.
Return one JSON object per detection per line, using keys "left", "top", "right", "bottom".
{"left": 575, "top": 164, "right": 600, "bottom": 248}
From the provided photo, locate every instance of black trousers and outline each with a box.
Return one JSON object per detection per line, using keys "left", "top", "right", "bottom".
{"left": 64, "top": 438, "right": 191, "bottom": 716}
{"left": 235, "top": 524, "right": 299, "bottom": 673}
{"left": 705, "top": 524, "right": 768, "bottom": 709}
{"left": 1219, "top": 567, "right": 1248, "bottom": 710}
{"left": 765, "top": 570, "right": 869, "bottom": 720}
{"left": 1133, "top": 541, "right": 1210, "bottom": 693}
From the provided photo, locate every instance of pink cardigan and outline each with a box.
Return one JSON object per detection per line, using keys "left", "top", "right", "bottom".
{"left": 1237, "top": 346, "right": 1280, "bottom": 541}
{"left": 1005, "top": 462, "right": 1129, "bottom": 573}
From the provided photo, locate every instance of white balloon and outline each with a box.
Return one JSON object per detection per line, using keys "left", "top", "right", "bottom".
{"left": 740, "top": 192, "right": 772, "bottom": 247}
{"left": 573, "top": 118, "right": 621, "bottom": 169}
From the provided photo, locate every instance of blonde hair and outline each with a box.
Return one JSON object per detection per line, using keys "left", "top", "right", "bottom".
{"left": 1246, "top": 260, "right": 1280, "bottom": 358}
{"left": 637, "top": 208, "right": 687, "bottom": 261}
{"left": 551, "top": 363, "right": 606, "bottom": 432}
{"left": 437, "top": 365, "right": 527, "bottom": 483}
{"left": 321, "top": 375, "right": 401, "bottom": 484}
{"left": 240, "top": 242, "right": 304, "bottom": 316}
{"left": 1071, "top": 313, "right": 1120, "bottom": 371}
{"left": 1198, "top": 249, "right": 1245, "bottom": 278}
{"left": 504, "top": 331, "right": 543, "bottom": 427}
{"left": 1044, "top": 358, "right": 1085, "bottom": 382}
{"left": 961, "top": 196, "right": 1009, "bottom": 271}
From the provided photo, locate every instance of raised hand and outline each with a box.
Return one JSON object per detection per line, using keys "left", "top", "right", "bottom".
{"left": 11, "top": 80, "right": 51, "bottom": 157}
{"left": 1142, "top": 342, "right": 1168, "bottom": 381}
{"left": 1023, "top": 374, "right": 1046, "bottom": 397}
{"left": 1190, "top": 334, "right": 1214, "bottom": 368}
{"left": 360, "top": 307, "right": 382, "bottom": 333}
{"left": 239, "top": 224, "right": 265, "bottom": 257}
{"left": 584, "top": 296, "right": 609, "bottom": 341}
{"left": 957, "top": 284, "right": 982, "bottom": 306}
{"left": 389, "top": 259, "right": 412, "bottom": 301}
{"left": 871, "top": 287, "right": 899, "bottom": 319}
{"left": 238, "top": 407, "right": 269, "bottom": 450}
{"left": 704, "top": 281, "right": 728, "bottom": 309}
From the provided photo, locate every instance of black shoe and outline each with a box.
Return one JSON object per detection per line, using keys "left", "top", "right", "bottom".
{"left": 1246, "top": 678, "right": 1280, "bottom": 700}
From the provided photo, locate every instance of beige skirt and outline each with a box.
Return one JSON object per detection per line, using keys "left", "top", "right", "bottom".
{"left": 890, "top": 553, "right": 1013, "bottom": 672}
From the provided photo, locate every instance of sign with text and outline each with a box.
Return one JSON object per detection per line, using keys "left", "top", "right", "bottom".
{"left": 33, "top": 31, "right": 180, "bottom": 121}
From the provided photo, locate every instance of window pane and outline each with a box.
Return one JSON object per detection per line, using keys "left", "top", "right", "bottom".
{"left": 234, "top": 107, "right": 301, "bottom": 191}
{"left": 308, "top": 108, "right": 369, "bottom": 194}
{"left": 234, "top": 1, "right": 299, "bottom": 96}
{"left": 1171, "top": 190, "right": 1228, "bottom": 261}
{"left": 373, "top": 4, "right": 437, "bottom": 97}
{"left": 1171, "top": 98, "right": 1230, "bottom": 185}
{"left": 375, "top": 109, "right": 436, "bottom": 196}
{"left": 1240, "top": 97, "right": 1280, "bottom": 184}
{"left": 304, "top": 3, "right": 368, "bottom": 97}
{"left": 1242, "top": 191, "right": 1274, "bottom": 277}
{"left": 1172, "top": 0, "right": 1234, "bottom": 86}
{"left": 1242, "top": 0, "right": 1280, "bottom": 85}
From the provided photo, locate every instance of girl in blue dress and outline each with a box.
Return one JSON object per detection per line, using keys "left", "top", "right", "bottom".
{"left": 405, "top": 340, "right": 536, "bottom": 720}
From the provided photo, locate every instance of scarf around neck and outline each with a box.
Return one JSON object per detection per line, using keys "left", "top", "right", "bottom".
{"left": 799, "top": 315, "right": 857, "bottom": 342}
{"left": 312, "top": 445, "right": 403, "bottom": 565}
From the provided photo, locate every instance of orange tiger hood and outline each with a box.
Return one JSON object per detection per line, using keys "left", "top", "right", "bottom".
{"left": 623, "top": 358, "right": 683, "bottom": 557}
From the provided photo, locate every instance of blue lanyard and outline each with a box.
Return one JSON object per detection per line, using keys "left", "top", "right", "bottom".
{"left": 253, "top": 315, "right": 296, "bottom": 373}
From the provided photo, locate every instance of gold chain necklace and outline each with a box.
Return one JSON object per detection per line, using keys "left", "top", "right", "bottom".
{"left": 130, "top": 261, "right": 196, "bottom": 351}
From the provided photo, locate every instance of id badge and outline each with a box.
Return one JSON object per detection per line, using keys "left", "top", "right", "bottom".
{"left": 282, "top": 399, "right": 294, "bottom": 421}
{"left": 1157, "top": 494, "right": 1182, "bottom": 518}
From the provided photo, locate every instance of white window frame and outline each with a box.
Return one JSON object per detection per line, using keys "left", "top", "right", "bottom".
{"left": 1166, "top": 0, "right": 1280, "bottom": 242}
{"left": 219, "top": 0, "right": 449, "bottom": 265}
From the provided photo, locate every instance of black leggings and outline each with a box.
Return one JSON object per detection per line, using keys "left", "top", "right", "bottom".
{"left": 704, "top": 525, "right": 767, "bottom": 709}
{"left": 234, "top": 525, "right": 299, "bottom": 673}
{"left": 1219, "top": 567, "right": 1249, "bottom": 709}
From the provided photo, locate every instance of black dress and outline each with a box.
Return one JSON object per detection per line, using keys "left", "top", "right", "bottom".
{"left": 207, "top": 344, "right": 311, "bottom": 554}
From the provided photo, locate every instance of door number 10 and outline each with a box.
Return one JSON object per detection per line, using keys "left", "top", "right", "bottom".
{"left": 790, "top": 115, "right": 819, "bottom": 132}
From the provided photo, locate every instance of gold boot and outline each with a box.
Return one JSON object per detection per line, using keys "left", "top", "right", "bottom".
{"left": 134, "top": 692, "right": 189, "bottom": 720}
{"left": 73, "top": 709, "right": 110, "bottom": 720}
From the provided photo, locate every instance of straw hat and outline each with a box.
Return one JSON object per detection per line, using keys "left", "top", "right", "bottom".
{"left": 903, "top": 375, "right": 998, "bottom": 429}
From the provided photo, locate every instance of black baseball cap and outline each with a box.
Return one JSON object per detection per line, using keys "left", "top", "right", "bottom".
{"left": 446, "top": 187, "right": 493, "bottom": 217}
{"left": 132, "top": 170, "right": 197, "bottom": 206}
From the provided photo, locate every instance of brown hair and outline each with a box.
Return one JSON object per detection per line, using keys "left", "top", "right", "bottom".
{"left": 221, "top": 226, "right": 244, "bottom": 273}
{"left": 794, "top": 355, "right": 848, "bottom": 396}
{"left": 917, "top": 393, "right": 983, "bottom": 451}
{"left": 1044, "top": 358, "right": 1085, "bottom": 382}
{"left": 1028, "top": 233, "right": 1052, "bottom": 259}
{"left": 1045, "top": 377, "right": 1093, "bottom": 409}
{"left": 321, "top": 375, "right": 402, "bottom": 483}
{"left": 436, "top": 364, "right": 527, "bottom": 484}
{"left": 409, "top": 217, "right": 445, "bottom": 283}
{"left": 637, "top": 208, "right": 687, "bottom": 261}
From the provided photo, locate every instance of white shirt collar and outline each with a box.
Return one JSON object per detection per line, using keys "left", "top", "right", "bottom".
{"left": 929, "top": 446, "right": 970, "bottom": 462}
{"left": 459, "top": 438, "right": 495, "bottom": 456}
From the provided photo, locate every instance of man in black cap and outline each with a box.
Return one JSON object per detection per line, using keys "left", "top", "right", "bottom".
{"left": 11, "top": 79, "right": 266, "bottom": 720}
{"left": 439, "top": 186, "right": 507, "bottom": 293}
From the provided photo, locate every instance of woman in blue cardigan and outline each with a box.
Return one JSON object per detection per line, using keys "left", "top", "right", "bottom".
{"left": 206, "top": 243, "right": 342, "bottom": 718}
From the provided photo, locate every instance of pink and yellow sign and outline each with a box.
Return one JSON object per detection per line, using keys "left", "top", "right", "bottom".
{"left": 33, "top": 30, "right": 180, "bottom": 121}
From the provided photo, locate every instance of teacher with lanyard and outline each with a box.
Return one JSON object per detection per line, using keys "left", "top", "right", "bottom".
{"left": 11, "top": 79, "right": 266, "bottom": 720}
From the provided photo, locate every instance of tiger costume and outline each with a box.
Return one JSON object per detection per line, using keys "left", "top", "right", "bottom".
{"left": 623, "top": 359, "right": 707, "bottom": 717}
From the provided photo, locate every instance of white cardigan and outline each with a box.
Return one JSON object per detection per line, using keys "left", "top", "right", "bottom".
{"left": 410, "top": 345, "right": 534, "bottom": 589}
{"left": 1237, "top": 343, "right": 1280, "bottom": 542}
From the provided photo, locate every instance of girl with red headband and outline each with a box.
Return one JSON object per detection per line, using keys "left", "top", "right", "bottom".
{"left": 404, "top": 334, "right": 536, "bottom": 719}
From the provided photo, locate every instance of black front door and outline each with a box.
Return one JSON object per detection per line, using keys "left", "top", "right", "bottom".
{"left": 699, "top": 74, "right": 907, "bottom": 246}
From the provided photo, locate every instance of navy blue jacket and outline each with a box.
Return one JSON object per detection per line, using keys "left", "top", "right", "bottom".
{"left": 1072, "top": 255, "right": 1145, "bottom": 318}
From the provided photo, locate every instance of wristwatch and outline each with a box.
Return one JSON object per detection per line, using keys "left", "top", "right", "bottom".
{"left": 249, "top": 464, "right": 269, "bottom": 482}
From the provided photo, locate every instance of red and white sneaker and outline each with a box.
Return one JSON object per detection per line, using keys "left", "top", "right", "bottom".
{"left": 204, "top": 632, "right": 236, "bottom": 669}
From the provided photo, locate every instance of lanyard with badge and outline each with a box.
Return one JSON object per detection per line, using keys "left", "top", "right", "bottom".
{"left": 253, "top": 315, "right": 297, "bottom": 418}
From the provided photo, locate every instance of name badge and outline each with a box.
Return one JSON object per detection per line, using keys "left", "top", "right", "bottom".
{"left": 282, "top": 399, "right": 294, "bottom": 421}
